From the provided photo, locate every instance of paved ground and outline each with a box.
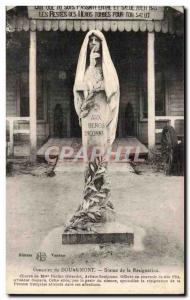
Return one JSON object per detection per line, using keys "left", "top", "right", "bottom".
{"left": 6, "top": 161, "right": 184, "bottom": 270}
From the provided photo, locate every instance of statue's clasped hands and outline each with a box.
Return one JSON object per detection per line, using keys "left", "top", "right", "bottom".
{"left": 83, "top": 46, "right": 101, "bottom": 99}
{"left": 90, "top": 46, "right": 100, "bottom": 67}
{"left": 79, "top": 46, "right": 102, "bottom": 119}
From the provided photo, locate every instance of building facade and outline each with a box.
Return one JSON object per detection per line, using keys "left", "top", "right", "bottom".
{"left": 6, "top": 6, "right": 184, "bottom": 158}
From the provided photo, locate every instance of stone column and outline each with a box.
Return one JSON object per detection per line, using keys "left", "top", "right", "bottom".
{"left": 29, "top": 30, "right": 37, "bottom": 161}
{"left": 147, "top": 32, "right": 156, "bottom": 151}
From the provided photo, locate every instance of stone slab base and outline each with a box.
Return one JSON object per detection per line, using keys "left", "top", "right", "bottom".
{"left": 62, "top": 232, "right": 134, "bottom": 245}
{"left": 38, "top": 219, "right": 144, "bottom": 262}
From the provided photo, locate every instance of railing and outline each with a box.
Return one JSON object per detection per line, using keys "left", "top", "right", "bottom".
{"left": 155, "top": 116, "right": 184, "bottom": 134}
{"left": 6, "top": 117, "right": 30, "bottom": 156}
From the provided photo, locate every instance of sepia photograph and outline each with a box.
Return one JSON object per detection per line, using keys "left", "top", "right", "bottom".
{"left": 6, "top": 5, "right": 184, "bottom": 295}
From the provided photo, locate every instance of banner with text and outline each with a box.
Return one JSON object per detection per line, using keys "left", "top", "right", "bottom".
{"left": 28, "top": 6, "right": 164, "bottom": 20}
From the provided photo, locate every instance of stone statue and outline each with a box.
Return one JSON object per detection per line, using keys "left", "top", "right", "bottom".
{"left": 65, "top": 30, "right": 120, "bottom": 233}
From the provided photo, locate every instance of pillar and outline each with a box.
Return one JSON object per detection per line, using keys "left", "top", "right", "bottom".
{"left": 147, "top": 32, "right": 156, "bottom": 151}
{"left": 29, "top": 30, "right": 37, "bottom": 161}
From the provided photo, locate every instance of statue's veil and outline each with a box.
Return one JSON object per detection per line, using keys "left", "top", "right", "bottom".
{"left": 73, "top": 30, "right": 120, "bottom": 145}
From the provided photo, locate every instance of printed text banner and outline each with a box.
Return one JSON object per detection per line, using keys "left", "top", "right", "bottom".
{"left": 28, "top": 6, "right": 164, "bottom": 20}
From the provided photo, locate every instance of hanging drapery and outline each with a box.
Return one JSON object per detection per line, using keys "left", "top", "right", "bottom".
{"left": 7, "top": 17, "right": 183, "bottom": 36}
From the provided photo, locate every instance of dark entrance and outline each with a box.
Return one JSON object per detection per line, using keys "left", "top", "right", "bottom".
{"left": 125, "top": 102, "right": 135, "bottom": 136}
{"left": 70, "top": 96, "right": 81, "bottom": 137}
{"left": 54, "top": 104, "right": 63, "bottom": 137}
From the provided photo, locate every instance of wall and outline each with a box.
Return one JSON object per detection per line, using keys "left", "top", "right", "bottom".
{"left": 167, "top": 72, "right": 184, "bottom": 117}
{"left": 138, "top": 69, "right": 184, "bottom": 144}
{"left": 138, "top": 33, "right": 184, "bottom": 144}
{"left": 6, "top": 71, "right": 49, "bottom": 145}
{"left": 6, "top": 72, "right": 19, "bottom": 117}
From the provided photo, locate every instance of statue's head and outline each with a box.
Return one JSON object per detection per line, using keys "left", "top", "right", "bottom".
{"left": 88, "top": 34, "right": 101, "bottom": 53}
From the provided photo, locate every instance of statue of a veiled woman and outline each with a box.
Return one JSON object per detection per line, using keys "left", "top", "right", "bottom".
{"left": 65, "top": 30, "right": 120, "bottom": 233}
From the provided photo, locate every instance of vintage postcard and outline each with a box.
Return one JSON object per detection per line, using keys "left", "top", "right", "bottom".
{"left": 6, "top": 6, "right": 184, "bottom": 294}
